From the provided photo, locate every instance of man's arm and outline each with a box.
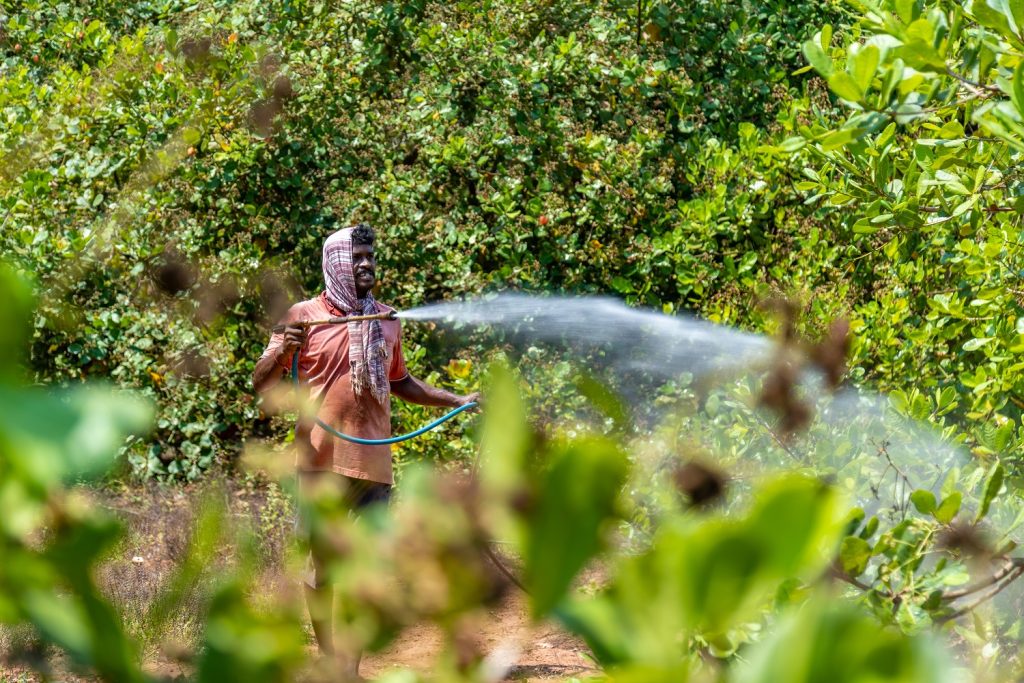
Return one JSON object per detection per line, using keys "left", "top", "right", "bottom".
{"left": 390, "top": 374, "right": 480, "bottom": 409}
{"left": 253, "top": 324, "right": 308, "bottom": 394}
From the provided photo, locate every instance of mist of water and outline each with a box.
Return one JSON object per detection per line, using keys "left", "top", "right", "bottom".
{"left": 401, "top": 293, "right": 770, "bottom": 377}
{"left": 400, "top": 293, "right": 973, "bottom": 521}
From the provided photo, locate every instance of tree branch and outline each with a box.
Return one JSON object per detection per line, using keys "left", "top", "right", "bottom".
{"left": 936, "top": 564, "right": 1024, "bottom": 623}
{"left": 919, "top": 205, "right": 1018, "bottom": 213}
{"left": 945, "top": 67, "right": 1002, "bottom": 96}
{"left": 942, "top": 558, "right": 1023, "bottom": 601}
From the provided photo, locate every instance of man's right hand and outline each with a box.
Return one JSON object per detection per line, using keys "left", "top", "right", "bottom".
{"left": 276, "top": 324, "right": 309, "bottom": 365}
{"left": 254, "top": 324, "right": 309, "bottom": 394}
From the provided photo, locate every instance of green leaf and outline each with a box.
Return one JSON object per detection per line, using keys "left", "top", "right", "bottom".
{"left": 1011, "top": 0, "right": 1024, "bottom": 36}
{"left": 803, "top": 39, "right": 833, "bottom": 78}
{"left": 0, "top": 386, "right": 152, "bottom": 486}
{"left": 525, "top": 436, "right": 629, "bottom": 618}
{"left": 889, "top": 390, "right": 909, "bottom": 413}
{"left": 22, "top": 591, "right": 93, "bottom": 663}
{"left": 575, "top": 374, "right": 630, "bottom": 434}
{"left": 480, "top": 363, "right": 531, "bottom": 503}
{"left": 971, "top": 0, "right": 1016, "bottom": 42}
{"left": 897, "top": 41, "right": 946, "bottom": 71}
{"left": 860, "top": 516, "right": 879, "bottom": 539}
{"left": 879, "top": 59, "right": 905, "bottom": 105}
{"left": 851, "top": 44, "right": 880, "bottom": 93}
{"left": 660, "top": 476, "right": 843, "bottom": 638}
{"left": 983, "top": 101, "right": 1024, "bottom": 153}
{"left": 820, "top": 127, "right": 866, "bottom": 150}
{"left": 934, "top": 492, "right": 962, "bottom": 524}
{"left": 164, "top": 28, "right": 179, "bottom": 52}
{"left": 554, "top": 599, "right": 635, "bottom": 666}
{"left": 0, "top": 263, "right": 35, "bottom": 380}
{"left": 952, "top": 197, "right": 977, "bottom": 217}
{"left": 853, "top": 218, "right": 880, "bottom": 234}
{"left": 839, "top": 536, "right": 872, "bottom": 577}
{"left": 735, "top": 602, "right": 951, "bottom": 683}
{"left": 828, "top": 71, "right": 863, "bottom": 102}
{"left": 895, "top": 0, "right": 916, "bottom": 22}
{"left": 1012, "top": 61, "right": 1024, "bottom": 118}
{"left": 910, "top": 490, "right": 937, "bottom": 515}
{"left": 843, "top": 507, "right": 866, "bottom": 536}
{"left": 963, "top": 337, "right": 993, "bottom": 351}
{"left": 780, "top": 136, "right": 807, "bottom": 152}
{"left": 744, "top": 477, "right": 841, "bottom": 577}
{"left": 977, "top": 462, "right": 1005, "bottom": 521}
{"left": 610, "top": 275, "right": 634, "bottom": 293}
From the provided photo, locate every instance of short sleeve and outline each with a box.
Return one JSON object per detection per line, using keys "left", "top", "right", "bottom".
{"left": 388, "top": 326, "right": 409, "bottom": 382}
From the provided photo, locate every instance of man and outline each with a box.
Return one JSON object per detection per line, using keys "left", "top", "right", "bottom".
{"left": 253, "top": 223, "right": 478, "bottom": 677}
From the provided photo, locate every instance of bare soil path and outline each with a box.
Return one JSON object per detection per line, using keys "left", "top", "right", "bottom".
{"left": 1, "top": 481, "right": 599, "bottom": 682}
{"left": 363, "top": 589, "right": 596, "bottom": 681}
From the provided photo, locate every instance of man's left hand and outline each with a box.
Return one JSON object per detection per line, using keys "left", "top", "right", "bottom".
{"left": 458, "top": 392, "right": 482, "bottom": 412}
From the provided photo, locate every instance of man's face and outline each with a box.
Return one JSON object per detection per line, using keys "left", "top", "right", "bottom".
{"left": 352, "top": 243, "right": 376, "bottom": 298}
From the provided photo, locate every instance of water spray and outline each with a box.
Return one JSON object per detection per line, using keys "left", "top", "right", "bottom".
{"left": 279, "top": 294, "right": 970, "bottom": 519}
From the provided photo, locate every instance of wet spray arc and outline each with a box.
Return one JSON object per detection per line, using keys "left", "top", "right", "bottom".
{"left": 278, "top": 295, "right": 1024, "bottom": 619}
{"left": 279, "top": 294, "right": 969, "bottom": 510}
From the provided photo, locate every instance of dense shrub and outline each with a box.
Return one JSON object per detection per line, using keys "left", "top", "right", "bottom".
{"left": 1, "top": 0, "right": 851, "bottom": 479}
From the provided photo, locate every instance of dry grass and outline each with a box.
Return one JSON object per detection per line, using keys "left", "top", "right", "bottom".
{"left": 0, "top": 476, "right": 597, "bottom": 683}
{"left": 0, "top": 475, "right": 300, "bottom": 681}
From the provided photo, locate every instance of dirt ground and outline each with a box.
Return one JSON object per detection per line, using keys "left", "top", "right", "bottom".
{"left": 2, "top": 598, "right": 593, "bottom": 682}
{"left": 362, "top": 590, "right": 596, "bottom": 681}
{"left": 0, "top": 479, "right": 599, "bottom": 682}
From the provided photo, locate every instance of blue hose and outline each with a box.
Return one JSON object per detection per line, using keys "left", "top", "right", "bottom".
{"left": 291, "top": 353, "right": 477, "bottom": 445}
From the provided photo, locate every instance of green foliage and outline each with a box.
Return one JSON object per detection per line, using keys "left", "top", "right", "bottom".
{"left": 523, "top": 436, "right": 629, "bottom": 617}
{"left": 197, "top": 575, "right": 306, "bottom": 682}
{"left": 0, "top": 267, "right": 149, "bottom": 681}
{"left": 736, "top": 601, "right": 950, "bottom": 683}
{"left": 790, "top": 0, "right": 1024, "bottom": 464}
{"left": 560, "top": 475, "right": 843, "bottom": 667}
{"left": 0, "top": 262, "right": 1007, "bottom": 681}
{"left": 780, "top": 0, "right": 1024, "bottom": 647}
{"left": 0, "top": 0, "right": 844, "bottom": 479}
{"left": 9, "top": 0, "right": 1024, "bottom": 679}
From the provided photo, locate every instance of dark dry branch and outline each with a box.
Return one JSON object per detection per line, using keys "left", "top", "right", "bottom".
{"left": 942, "top": 557, "right": 1024, "bottom": 601}
{"left": 936, "top": 564, "right": 1024, "bottom": 624}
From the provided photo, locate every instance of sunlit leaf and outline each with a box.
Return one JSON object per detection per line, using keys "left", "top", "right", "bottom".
{"left": 839, "top": 536, "right": 872, "bottom": 577}
{"left": 934, "top": 492, "right": 962, "bottom": 524}
{"left": 736, "top": 601, "right": 951, "bottom": 683}
{"left": 851, "top": 44, "right": 879, "bottom": 93}
{"left": 803, "top": 39, "right": 834, "bottom": 77}
{"left": 828, "top": 71, "right": 863, "bottom": 102}
{"left": 910, "top": 490, "right": 937, "bottom": 515}
{"left": 976, "top": 462, "right": 1004, "bottom": 521}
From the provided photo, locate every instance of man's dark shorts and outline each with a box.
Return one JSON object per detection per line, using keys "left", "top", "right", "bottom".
{"left": 296, "top": 471, "right": 391, "bottom": 588}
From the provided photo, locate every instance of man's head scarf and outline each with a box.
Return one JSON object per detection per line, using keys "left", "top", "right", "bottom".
{"left": 322, "top": 227, "right": 389, "bottom": 405}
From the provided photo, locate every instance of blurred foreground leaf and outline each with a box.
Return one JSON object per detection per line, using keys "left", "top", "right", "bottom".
{"left": 0, "top": 385, "right": 152, "bottom": 486}
{"left": 525, "top": 436, "right": 629, "bottom": 618}
{"left": 559, "top": 475, "right": 843, "bottom": 667}
{"left": 736, "top": 600, "right": 952, "bottom": 683}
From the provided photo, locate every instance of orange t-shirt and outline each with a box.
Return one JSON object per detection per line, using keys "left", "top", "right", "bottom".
{"left": 259, "top": 295, "right": 408, "bottom": 484}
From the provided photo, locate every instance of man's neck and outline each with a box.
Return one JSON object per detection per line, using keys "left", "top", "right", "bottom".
{"left": 322, "top": 291, "right": 376, "bottom": 315}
